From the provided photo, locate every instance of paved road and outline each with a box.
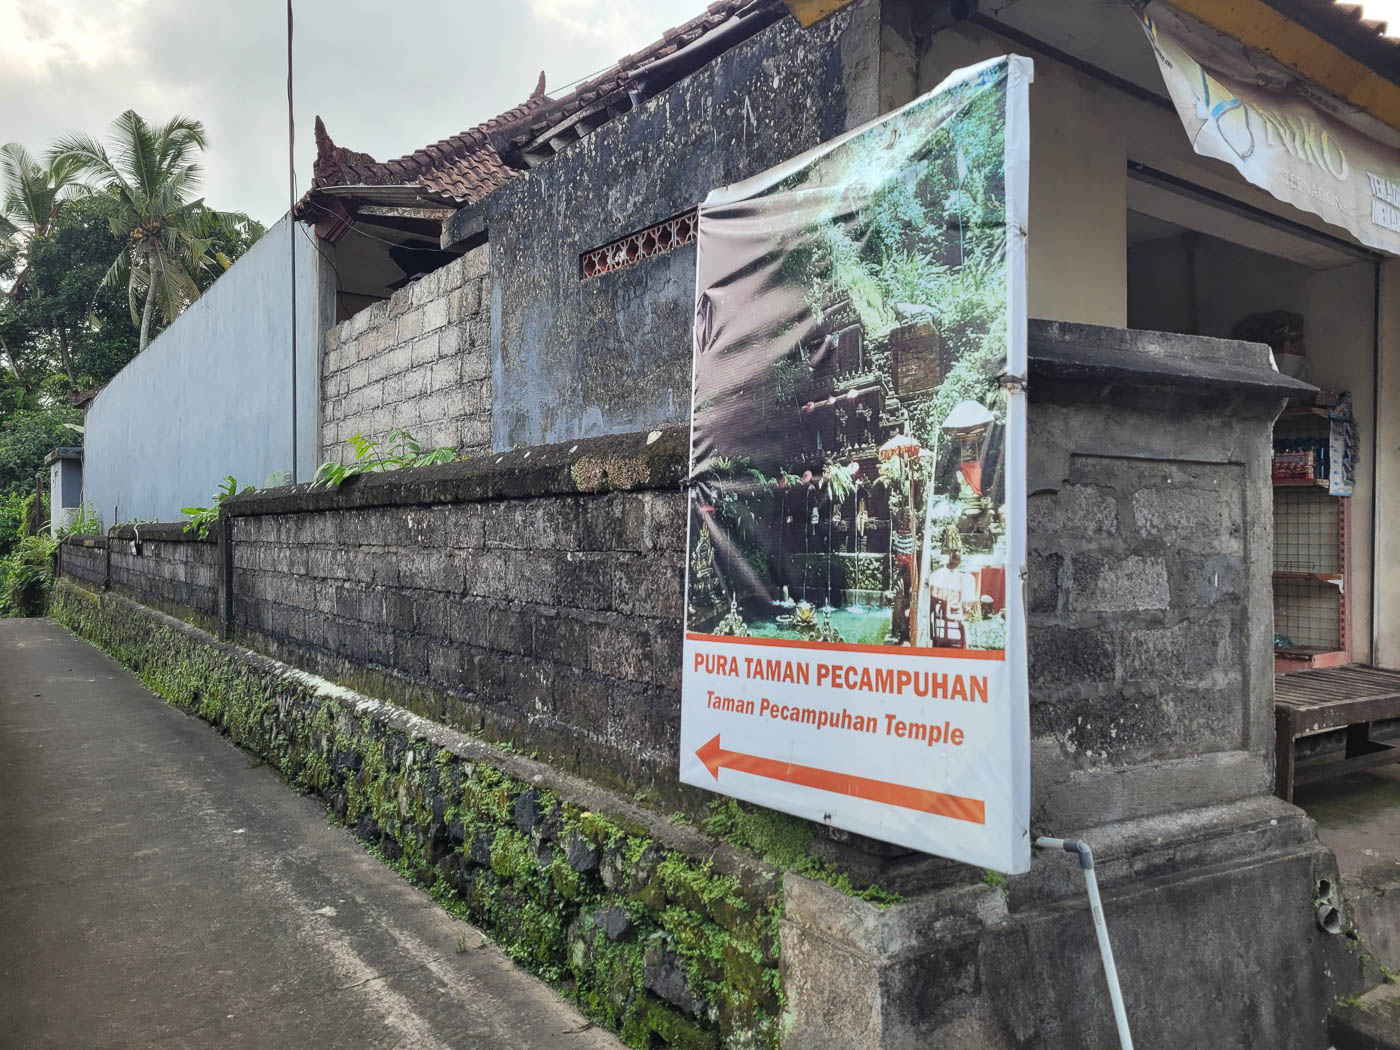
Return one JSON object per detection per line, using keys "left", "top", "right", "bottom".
{"left": 0, "top": 618, "right": 622, "bottom": 1050}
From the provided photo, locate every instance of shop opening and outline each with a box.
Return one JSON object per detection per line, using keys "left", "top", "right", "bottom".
{"left": 1125, "top": 167, "right": 1400, "bottom": 800}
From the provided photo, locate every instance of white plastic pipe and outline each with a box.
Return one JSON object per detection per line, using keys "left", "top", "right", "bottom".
{"left": 1035, "top": 836, "right": 1134, "bottom": 1050}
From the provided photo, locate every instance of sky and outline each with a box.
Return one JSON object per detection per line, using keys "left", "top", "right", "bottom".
{"left": 7, "top": 0, "right": 1400, "bottom": 227}
{"left": 0, "top": 0, "right": 705, "bottom": 226}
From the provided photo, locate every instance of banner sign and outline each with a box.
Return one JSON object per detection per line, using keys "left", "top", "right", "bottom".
{"left": 681, "top": 56, "right": 1032, "bottom": 874}
{"left": 1140, "top": 2, "right": 1400, "bottom": 256}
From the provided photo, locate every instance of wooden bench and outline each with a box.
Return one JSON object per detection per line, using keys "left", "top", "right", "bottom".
{"left": 1274, "top": 665, "right": 1400, "bottom": 802}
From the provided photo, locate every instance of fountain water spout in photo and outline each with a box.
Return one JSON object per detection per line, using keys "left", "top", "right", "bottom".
{"left": 803, "top": 487, "right": 812, "bottom": 602}
{"left": 913, "top": 437, "right": 941, "bottom": 646}
{"left": 822, "top": 492, "right": 835, "bottom": 614}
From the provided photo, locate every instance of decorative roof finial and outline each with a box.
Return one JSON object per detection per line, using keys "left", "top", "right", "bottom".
{"left": 530, "top": 70, "right": 547, "bottom": 99}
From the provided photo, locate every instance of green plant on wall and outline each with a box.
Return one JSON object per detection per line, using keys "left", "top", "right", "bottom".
{"left": 59, "top": 501, "right": 102, "bottom": 537}
{"left": 312, "top": 429, "right": 458, "bottom": 489}
{"left": 181, "top": 475, "right": 250, "bottom": 538}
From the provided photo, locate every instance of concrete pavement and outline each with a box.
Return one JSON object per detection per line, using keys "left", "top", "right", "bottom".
{"left": 0, "top": 617, "right": 623, "bottom": 1050}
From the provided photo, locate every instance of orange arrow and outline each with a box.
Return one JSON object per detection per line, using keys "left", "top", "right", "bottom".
{"left": 695, "top": 734, "right": 985, "bottom": 825}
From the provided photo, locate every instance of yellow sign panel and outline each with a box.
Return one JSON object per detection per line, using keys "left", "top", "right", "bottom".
{"left": 1141, "top": 3, "right": 1400, "bottom": 256}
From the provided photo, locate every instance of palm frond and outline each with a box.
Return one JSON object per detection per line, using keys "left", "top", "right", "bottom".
{"left": 154, "top": 115, "right": 207, "bottom": 173}
{"left": 118, "top": 110, "right": 172, "bottom": 204}
{"left": 53, "top": 110, "right": 229, "bottom": 338}
{"left": 111, "top": 248, "right": 141, "bottom": 325}
{"left": 151, "top": 249, "right": 198, "bottom": 323}
{"left": 49, "top": 132, "right": 121, "bottom": 188}
{"left": 1, "top": 143, "right": 44, "bottom": 233}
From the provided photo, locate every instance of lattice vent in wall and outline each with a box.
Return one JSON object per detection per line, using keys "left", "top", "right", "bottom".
{"left": 580, "top": 209, "right": 698, "bottom": 278}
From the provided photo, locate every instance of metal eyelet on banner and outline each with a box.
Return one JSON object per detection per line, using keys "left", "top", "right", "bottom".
{"left": 997, "top": 372, "right": 1028, "bottom": 391}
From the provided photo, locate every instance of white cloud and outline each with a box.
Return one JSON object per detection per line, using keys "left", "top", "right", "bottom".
{"left": 0, "top": 0, "right": 144, "bottom": 77}
{"left": 0, "top": 0, "right": 706, "bottom": 225}
{"left": 529, "top": 0, "right": 665, "bottom": 41}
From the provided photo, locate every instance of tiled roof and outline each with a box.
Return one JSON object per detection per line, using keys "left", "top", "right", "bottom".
{"left": 306, "top": 76, "right": 550, "bottom": 209}
{"left": 1266, "top": 1, "right": 1400, "bottom": 79}
{"left": 1329, "top": 1, "right": 1395, "bottom": 40}
{"left": 301, "top": 0, "right": 753, "bottom": 215}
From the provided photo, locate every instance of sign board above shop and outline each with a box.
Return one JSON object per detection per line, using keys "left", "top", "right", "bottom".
{"left": 1140, "top": 1, "right": 1400, "bottom": 256}
{"left": 679, "top": 56, "right": 1033, "bottom": 874}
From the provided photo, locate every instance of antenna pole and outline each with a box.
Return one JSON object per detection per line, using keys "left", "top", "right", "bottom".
{"left": 287, "top": 0, "right": 299, "bottom": 484}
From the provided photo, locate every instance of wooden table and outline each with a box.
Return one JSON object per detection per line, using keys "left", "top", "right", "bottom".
{"left": 1274, "top": 665, "right": 1400, "bottom": 801}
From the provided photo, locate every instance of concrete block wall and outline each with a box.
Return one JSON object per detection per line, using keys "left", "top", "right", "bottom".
{"left": 107, "top": 526, "right": 219, "bottom": 629}
{"left": 1028, "top": 456, "right": 1246, "bottom": 762}
{"left": 1021, "top": 321, "right": 1308, "bottom": 831}
{"left": 59, "top": 538, "right": 107, "bottom": 590}
{"left": 228, "top": 487, "right": 686, "bottom": 796}
{"left": 321, "top": 244, "right": 491, "bottom": 464}
{"left": 58, "top": 321, "right": 1311, "bottom": 832}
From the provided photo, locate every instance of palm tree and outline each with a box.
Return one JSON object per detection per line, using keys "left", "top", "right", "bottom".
{"left": 52, "top": 111, "right": 246, "bottom": 351}
{"left": 1, "top": 143, "right": 79, "bottom": 299}
{"left": 1, "top": 144, "right": 81, "bottom": 381}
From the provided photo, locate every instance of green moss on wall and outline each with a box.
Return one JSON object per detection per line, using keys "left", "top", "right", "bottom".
{"left": 51, "top": 580, "right": 782, "bottom": 1049}
{"left": 704, "top": 799, "right": 903, "bottom": 907}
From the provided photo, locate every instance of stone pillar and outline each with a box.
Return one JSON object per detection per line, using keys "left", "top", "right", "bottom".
{"left": 217, "top": 511, "right": 234, "bottom": 642}
{"left": 43, "top": 446, "right": 83, "bottom": 536}
{"left": 780, "top": 322, "right": 1364, "bottom": 1049}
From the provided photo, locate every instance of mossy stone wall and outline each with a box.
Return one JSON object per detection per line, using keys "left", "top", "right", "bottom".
{"left": 52, "top": 580, "right": 782, "bottom": 1049}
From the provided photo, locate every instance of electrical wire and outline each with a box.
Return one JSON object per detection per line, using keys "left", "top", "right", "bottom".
{"left": 298, "top": 223, "right": 342, "bottom": 291}
{"left": 287, "top": 0, "right": 299, "bottom": 483}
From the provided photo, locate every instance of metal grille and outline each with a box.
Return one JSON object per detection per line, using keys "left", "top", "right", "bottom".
{"left": 1273, "top": 577, "right": 1342, "bottom": 650}
{"left": 580, "top": 209, "right": 697, "bottom": 278}
{"left": 1273, "top": 486, "right": 1340, "bottom": 575}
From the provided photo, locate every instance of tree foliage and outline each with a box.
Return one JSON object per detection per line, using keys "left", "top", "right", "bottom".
{"left": 52, "top": 110, "right": 264, "bottom": 351}
{"left": 0, "top": 405, "right": 81, "bottom": 498}
{"left": 0, "top": 111, "right": 259, "bottom": 615}
{"left": 0, "top": 142, "right": 79, "bottom": 299}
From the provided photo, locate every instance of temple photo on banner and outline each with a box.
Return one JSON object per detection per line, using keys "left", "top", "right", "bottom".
{"left": 688, "top": 60, "right": 1012, "bottom": 653}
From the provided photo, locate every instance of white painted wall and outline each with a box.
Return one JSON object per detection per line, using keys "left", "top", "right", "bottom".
{"left": 1379, "top": 261, "right": 1400, "bottom": 667}
{"left": 83, "top": 216, "right": 335, "bottom": 524}
{"left": 1304, "top": 263, "right": 1377, "bottom": 662}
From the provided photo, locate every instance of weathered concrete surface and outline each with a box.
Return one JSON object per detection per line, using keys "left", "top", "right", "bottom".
{"left": 782, "top": 797, "right": 1367, "bottom": 1049}
{"left": 487, "top": 0, "right": 880, "bottom": 451}
{"left": 1301, "top": 762, "right": 1400, "bottom": 972}
{"left": 0, "top": 617, "right": 620, "bottom": 1050}
{"left": 1331, "top": 980, "right": 1400, "bottom": 1049}
{"left": 1025, "top": 321, "right": 1312, "bottom": 830}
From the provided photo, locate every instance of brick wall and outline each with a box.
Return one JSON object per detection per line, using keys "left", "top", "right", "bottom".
{"left": 321, "top": 245, "right": 491, "bottom": 463}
